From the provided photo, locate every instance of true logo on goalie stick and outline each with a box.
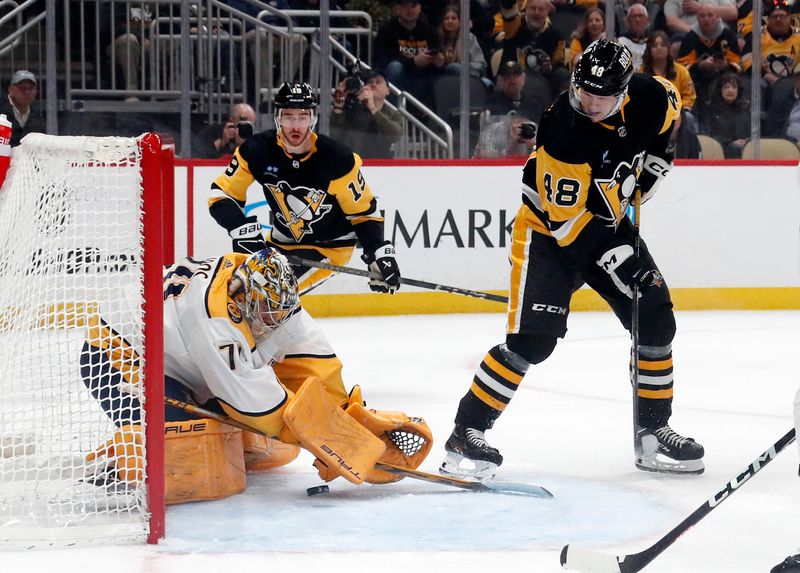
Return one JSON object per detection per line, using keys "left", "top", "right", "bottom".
{"left": 164, "top": 422, "right": 207, "bottom": 434}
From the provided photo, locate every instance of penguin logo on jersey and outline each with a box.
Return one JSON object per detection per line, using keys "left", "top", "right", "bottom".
{"left": 266, "top": 180, "right": 332, "bottom": 240}
{"left": 593, "top": 154, "right": 643, "bottom": 224}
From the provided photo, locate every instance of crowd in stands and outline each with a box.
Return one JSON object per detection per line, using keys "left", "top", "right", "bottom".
{"left": 4, "top": 0, "right": 800, "bottom": 159}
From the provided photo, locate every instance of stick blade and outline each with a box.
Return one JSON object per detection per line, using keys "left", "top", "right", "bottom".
{"left": 480, "top": 481, "right": 553, "bottom": 498}
{"left": 560, "top": 544, "right": 622, "bottom": 572}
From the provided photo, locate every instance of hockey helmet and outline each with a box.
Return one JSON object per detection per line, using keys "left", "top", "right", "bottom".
{"left": 233, "top": 248, "right": 299, "bottom": 335}
{"left": 569, "top": 39, "right": 633, "bottom": 119}
{"left": 274, "top": 82, "right": 317, "bottom": 110}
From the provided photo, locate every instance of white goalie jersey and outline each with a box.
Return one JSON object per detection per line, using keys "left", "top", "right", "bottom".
{"left": 161, "top": 254, "right": 335, "bottom": 415}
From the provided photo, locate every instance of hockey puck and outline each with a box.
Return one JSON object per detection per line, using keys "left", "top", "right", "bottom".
{"left": 306, "top": 485, "right": 330, "bottom": 496}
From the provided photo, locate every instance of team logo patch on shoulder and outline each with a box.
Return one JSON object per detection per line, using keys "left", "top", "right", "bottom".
{"left": 227, "top": 302, "right": 243, "bottom": 323}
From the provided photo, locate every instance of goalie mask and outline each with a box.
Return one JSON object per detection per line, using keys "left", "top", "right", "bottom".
{"left": 232, "top": 248, "right": 299, "bottom": 336}
{"left": 569, "top": 39, "right": 633, "bottom": 121}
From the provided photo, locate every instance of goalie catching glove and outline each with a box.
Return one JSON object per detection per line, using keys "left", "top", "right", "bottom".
{"left": 345, "top": 397, "right": 433, "bottom": 484}
{"left": 230, "top": 216, "right": 267, "bottom": 254}
{"left": 597, "top": 244, "right": 664, "bottom": 299}
{"left": 361, "top": 241, "right": 401, "bottom": 294}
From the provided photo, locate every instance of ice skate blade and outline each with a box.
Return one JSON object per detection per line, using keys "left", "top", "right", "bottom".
{"left": 439, "top": 452, "right": 498, "bottom": 483}
{"left": 635, "top": 455, "right": 705, "bottom": 475}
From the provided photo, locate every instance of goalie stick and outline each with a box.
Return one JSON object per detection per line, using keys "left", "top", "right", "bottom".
{"left": 283, "top": 254, "right": 508, "bottom": 304}
{"left": 560, "top": 427, "right": 796, "bottom": 573}
{"left": 165, "top": 397, "right": 552, "bottom": 498}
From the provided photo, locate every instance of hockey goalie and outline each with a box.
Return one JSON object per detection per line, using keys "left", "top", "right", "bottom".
{"left": 80, "top": 248, "right": 432, "bottom": 503}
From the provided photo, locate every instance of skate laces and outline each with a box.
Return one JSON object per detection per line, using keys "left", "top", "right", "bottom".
{"left": 465, "top": 428, "right": 490, "bottom": 448}
{"left": 653, "top": 425, "right": 690, "bottom": 448}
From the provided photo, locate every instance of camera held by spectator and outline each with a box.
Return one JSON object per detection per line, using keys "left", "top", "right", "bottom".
{"left": 339, "top": 61, "right": 366, "bottom": 110}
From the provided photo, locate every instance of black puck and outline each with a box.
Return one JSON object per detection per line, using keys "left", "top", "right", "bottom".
{"left": 306, "top": 484, "right": 330, "bottom": 496}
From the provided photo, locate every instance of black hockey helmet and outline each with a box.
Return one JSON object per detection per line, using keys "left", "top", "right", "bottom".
{"left": 274, "top": 82, "right": 317, "bottom": 110}
{"left": 569, "top": 39, "right": 633, "bottom": 119}
{"left": 571, "top": 39, "right": 633, "bottom": 97}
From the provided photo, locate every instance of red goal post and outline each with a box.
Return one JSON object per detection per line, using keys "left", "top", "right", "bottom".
{"left": 0, "top": 133, "right": 169, "bottom": 547}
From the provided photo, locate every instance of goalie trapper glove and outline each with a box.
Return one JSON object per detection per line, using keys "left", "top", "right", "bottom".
{"left": 596, "top": 244, "right": 663, "bottom": 298}
{"left": 361, "top": 241, "right": 401, "bottom": 294}
{"left": 230, "top": 216, "right": 267, "bottom": 254}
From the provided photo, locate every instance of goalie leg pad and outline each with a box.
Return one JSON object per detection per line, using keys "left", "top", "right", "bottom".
{"left": 241, "top": 431, "right": 301, "bottom": 472}
{"left": 85, "top": 423, "right": 144, "bottom": 484}
{"left": 164, "top": 419, "right": 246, "bottom": 504}
{"left": 283, "top": 377, "right": 386, "bottom": 484}
{"left": 345, "top": 402, "right": 433, "bottom": 484}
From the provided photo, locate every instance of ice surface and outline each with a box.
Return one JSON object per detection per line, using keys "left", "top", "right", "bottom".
{"left": 3, "top": 310, "right": 799, "bottom": 572}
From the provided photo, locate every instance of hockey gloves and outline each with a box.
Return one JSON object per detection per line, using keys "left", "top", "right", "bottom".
{"left": 597, "top": 244, "right": 663, "bottom": 299}
{"left": 230, "top": 216, "right": 267, "bottom": 254}
{"left": 361, "top": 241, "right": 401, "bottom": 294}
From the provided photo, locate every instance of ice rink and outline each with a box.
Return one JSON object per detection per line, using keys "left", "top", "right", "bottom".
{"left": 5, "top": 309, "right": 799, "bottom": 572}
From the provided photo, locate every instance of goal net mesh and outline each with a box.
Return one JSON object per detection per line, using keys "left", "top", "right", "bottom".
{"left": 0, "top": 134, "right": 151, "bottom": 546}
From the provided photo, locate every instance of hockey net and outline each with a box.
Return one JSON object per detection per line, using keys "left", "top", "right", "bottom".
{"left": 0, "top": 133, "right": 165, "bottom": 547}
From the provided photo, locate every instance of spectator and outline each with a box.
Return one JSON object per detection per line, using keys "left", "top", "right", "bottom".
{"left": 764, "top": 66, "right": 800, "bottom": 142}
{"left": 330, "top": 69, "right": 403, "bottom": 158}
{"left": 676, "top": 2, "right": 740, "bottom": 113}
{"left": 641, "top": 30, "right": 700, "bottom": 157}
{"left": 568, "top": 8, "right": 606, "bottom": 70}
{"left": 437, "top": 4, "right": 490, "bottom": 87}
{"left": 493, "top": 0, "right": 570, "bottom": 95}
{"left": 642, "top": 30, "right": 696, "bottom": 111}
{"left": 484, "top": 60, "right": 549, "bottom": 123}
{"left": 741, "top": 2, "right": 800, "bottom": 88}
{"left": 374, "top": 0, "right": 443, "bottom": 109}
{"left": 663, "top": 0, "right": 736, "bottom": 36}
{"left": 108, "top": 3, "right": 154, "bottom": 100}
{"left": 700, "top": 72, "right": 750, "bottom": 158}
{"left": 193, "top": 103, "right": 257, "bottom": 159}
{"left": 474, "top": 110, "right": 537, "bottom": 157}
{"left": 222, "top": 0, "right": 307, "bottom": 89}
{"left": 618, "top": 3, "right": 651, "bottom": 71}
{"left": 0, "top": 70, "right": 45, "bottom": 147}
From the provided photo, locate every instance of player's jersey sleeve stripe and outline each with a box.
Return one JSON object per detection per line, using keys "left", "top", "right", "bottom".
{"left": 210, "top": 148, "right": 254, "bottom": 206}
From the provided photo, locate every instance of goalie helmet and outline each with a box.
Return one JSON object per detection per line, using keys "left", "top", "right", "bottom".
{"left": 233, "top": 248, "right": 299, "bottom": 336}
{"left": 569, "top": 39, "right": 633, "bottom": 119}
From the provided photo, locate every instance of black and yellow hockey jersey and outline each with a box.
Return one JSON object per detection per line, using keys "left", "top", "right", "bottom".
{"left": 209, "top": 131, "right": 385, "bottom": 252}
{"left": 520, "top": 73, "right": 680, "bottom": 256}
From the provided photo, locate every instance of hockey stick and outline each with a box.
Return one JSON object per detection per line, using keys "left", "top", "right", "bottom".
{"left": 560, "top": 427, "right": 796, "bottom": 572}
{"left": 165, "top": 397, "right": 552, "bottom": 498}
{"left": 631, "top": 190, "right": 642, "bottom": 458}
{"left": 283, "top": 254, "right": 508, "bottom": 304}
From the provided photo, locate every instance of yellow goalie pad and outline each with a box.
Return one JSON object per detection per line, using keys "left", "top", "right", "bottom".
{"left": 164, "top": 419, "right": 246, "bottom": 505}
{"left": 283, "top": 377, "right": 386, "bottom": 484}
{"left": 241, "top": 431, "right": 301, "bottom": 472}
{"left": 345, "top": 402, "right": 434, "bottom": 484}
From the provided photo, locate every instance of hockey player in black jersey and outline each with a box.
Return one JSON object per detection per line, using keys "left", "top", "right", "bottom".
{"left": 209, "top": 82, "right": 400, "bottom": 296}
{"left": 441, "top": 39, "right": 704, "bottom": 481}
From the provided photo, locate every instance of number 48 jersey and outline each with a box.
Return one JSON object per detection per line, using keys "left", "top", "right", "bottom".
{"left": 521, "top": 73, "right": 680, "bottom": 250}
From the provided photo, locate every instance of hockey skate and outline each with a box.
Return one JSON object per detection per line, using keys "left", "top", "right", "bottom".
{"left": 635, "top": 424, "right": 705, "bottom": 475}
{"left": 771, "top": 554, "right": 800, "bottom": 573}
{"left": 439, "top": 425, "right": 503, "bottom": 482}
